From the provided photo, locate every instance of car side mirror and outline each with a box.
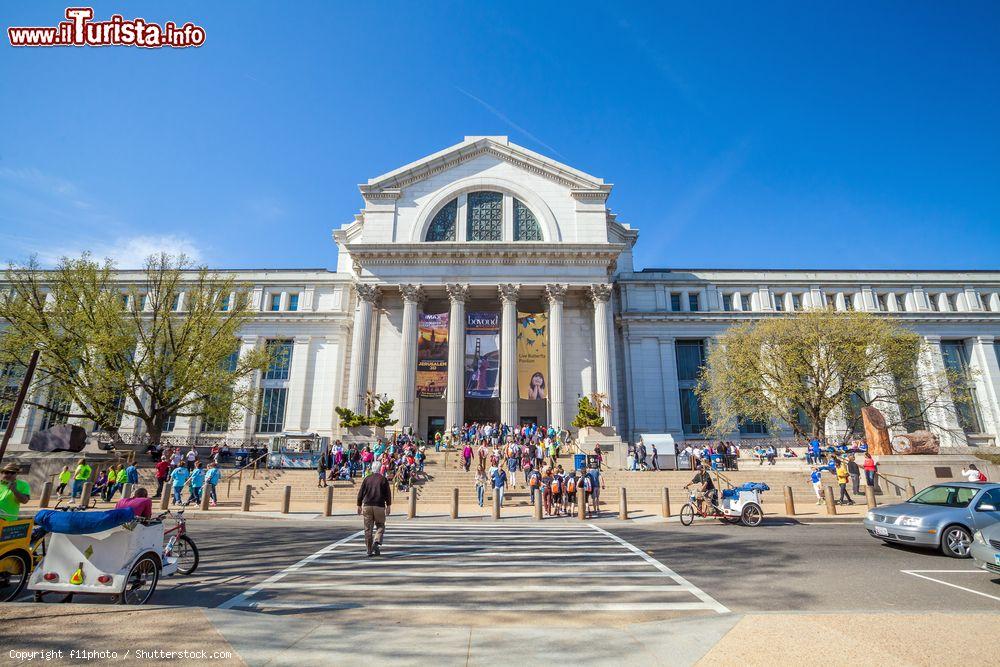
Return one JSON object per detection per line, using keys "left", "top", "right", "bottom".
{"left": 978, "top": 503, "right": 997, "bottom": 512}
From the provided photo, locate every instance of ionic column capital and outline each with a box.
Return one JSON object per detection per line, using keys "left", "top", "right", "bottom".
{"left": 498, "top": 283, "right": 520, "bottom": 304}
{"left": 446, "top": 283, "right": 470, "bottom": 303}
{"left": 354, "top": 283, "right": 382, "bottom": 304}
{"left": 590, "top": 283, "right": 613, "bottom": 304}
{"left": 545, "top": 283, "right": 568, "bottom": 304}
{"left": 399, "top": 283, "right": 425, "bottom": 304}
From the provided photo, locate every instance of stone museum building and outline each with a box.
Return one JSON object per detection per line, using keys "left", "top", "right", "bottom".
{"left": 6, "top": 137, "right": 1000, "bottom": 449}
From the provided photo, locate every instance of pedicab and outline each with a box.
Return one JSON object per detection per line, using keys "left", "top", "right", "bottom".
{"left": 680, "top": 474, "right": 768, "bottom": 527}
{"left": 27, "top": 506, "right": 194, "bottom": 604}
{"left": 0, "top": 517, "right": 40, "bottom": 602}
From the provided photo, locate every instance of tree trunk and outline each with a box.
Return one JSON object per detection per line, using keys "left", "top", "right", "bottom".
{"left": 890, "top": 430, "right": 940, "bottom": 455}
{"left": 862, "top": 407, "right": 892, "bottom": 456}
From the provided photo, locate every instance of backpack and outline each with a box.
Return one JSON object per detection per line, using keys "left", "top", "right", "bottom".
{"left": 566, "top": 477, "right": 576, "bottom": 494}
{"left": 529, "top": 472, "right": 540, "bottom": 487}
{"left": 978, "top": 471, "right": 988, "bottom": 482}
{"left": 551, "top": 478, "right": 561, "bottom": 493}
{"left": 582, "top": 475, "right": 593, "bottom": 492}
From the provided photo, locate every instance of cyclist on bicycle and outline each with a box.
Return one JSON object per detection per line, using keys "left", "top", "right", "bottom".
{"left": 684, "top": 463, "right": 717, "bottom": 514}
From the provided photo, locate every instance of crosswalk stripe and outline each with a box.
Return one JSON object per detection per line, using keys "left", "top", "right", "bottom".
{"left": 288, "top": 569, "right": 672, "bottom": 579}
{"left": 234, "top": 601, "right": 718, "bottom": 612}
{"left": 307, "top": 559, "right": 660, "bottom": 568}
{"left": 321, "top": 549, "right": 631, "bottom": 558}
{"left": 255, "top": 583, "right": 684, "bottom": 592}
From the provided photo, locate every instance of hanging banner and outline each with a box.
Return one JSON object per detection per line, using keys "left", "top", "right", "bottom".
{"left": 517, "top": 311, "right": 549, "bottom": 400}
{"left": 465, "top": 311, "right": 500, "bottom": 398}
{"left": 416, "top": 312, "right": 449, "bottom": 398}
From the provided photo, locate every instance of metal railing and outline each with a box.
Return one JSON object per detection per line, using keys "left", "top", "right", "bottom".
{"left": 223, "top": 452, "right": 273, "bottom": 498}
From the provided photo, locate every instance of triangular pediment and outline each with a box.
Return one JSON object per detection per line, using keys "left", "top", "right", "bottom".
{"left": 359, "top": 136, "right": 611, "bottom": 199}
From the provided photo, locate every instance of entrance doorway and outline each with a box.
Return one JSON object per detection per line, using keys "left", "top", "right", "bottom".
{"left": 427, "top": 417, "right": 445, "bottom": 440}
{"left": 464, "top": 398, "right": 499, "bottom": 424}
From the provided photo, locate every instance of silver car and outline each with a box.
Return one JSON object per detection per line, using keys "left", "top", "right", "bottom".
{"left": 863, "top": 483, "right": 1000, "bottom": 558}
{"left": 972, "top": 514, "right": 1000, "bottom": 577}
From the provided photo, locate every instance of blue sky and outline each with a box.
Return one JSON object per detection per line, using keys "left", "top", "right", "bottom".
{"left": 1, "top": 1, "right": 998, "bottom": 270}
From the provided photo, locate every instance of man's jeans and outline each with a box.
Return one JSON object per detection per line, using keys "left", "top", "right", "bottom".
{"left": 173, "top": 485, "right": 183, "bottom": 504}
{"left": 496, "top": 486, "right": 505, "bottom": 507}
{"left": 476, "top": 485, "right": 484, "bottom": 507}
{"left": 72, "top": 479, "right": 84, "bottom": 499}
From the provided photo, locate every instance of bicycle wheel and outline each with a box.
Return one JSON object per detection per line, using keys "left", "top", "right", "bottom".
{"left": 117, "top": 555, "right": 159, "bottom": 605}
{"left": 174, "top": 535, "right": 199, "bottom": 575}
{"left": 0, "top": 551, "right": 30, "bottom": 602}
{"left": 679, "top": 503, "right": 695, "bottom": 526}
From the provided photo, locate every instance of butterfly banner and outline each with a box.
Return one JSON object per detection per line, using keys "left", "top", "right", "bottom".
{"left": 465, "top": 311, "right": 500, "bottom": 398}
{"left": 517, "top": 311, "right": 549, "bottom": 400}
{"left": 416, "top": 312, "right": 449, "bottom": 398}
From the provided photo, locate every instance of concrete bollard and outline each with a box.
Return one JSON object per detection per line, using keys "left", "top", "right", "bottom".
{"left": 865, "top": 485, "right": 877, "bottom": 509}
{"left": 408, "top": 487, "right": 417, "bottom": 519}
{"left": 122, "top": 483, "right": 134, "bottom": 499}
{"left": 160, "top": 489, "right": 170, "bottom": 510}
{"left": 80, "top": 482, "right": 93, "bottom": 507}
{"left": 905, "top": 482, "right": 916, "bottom": 498}
{"left": 619, "top": 487, "right": 628, "bottom": 520}
{"left": 825, "top": 486, "right": 837, "bottom": 515}
{"left": 39, "top": 481, "right": 53, "bottom": 508}
{"left": 578, "top": 487, "right": 586, "bottom": 520}
{"left": 534, "top": 491, "right": 542, "bottom": 520}
{"left": 451, "top": 487, "right": 459, "bottom": 519}
{"left": 242, "top": 484, "right": 253, "bottom": 512}
{"left": 281, "top": 485, "right": 292, "bottom": 514}
{"left": 492, "top": 489, "right": 501, "bottom": 520}
{"left": 661, "top": 488, "right": 671, "bottom": 518}
{"left": 200, "top": 484, "right": 213, "bottom": 511}
{"left": 784, "top": 486, "right": 795, "bottom": 516}
{"left": 325, "top": 486, "right": 334, "bottom": 517}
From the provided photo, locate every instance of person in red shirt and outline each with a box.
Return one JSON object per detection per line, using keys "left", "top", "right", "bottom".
{"left": 154, "top": 456, "right": 170, "bottom": 499}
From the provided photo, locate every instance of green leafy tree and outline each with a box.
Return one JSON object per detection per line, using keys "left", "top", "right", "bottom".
{"left": 0, "top": 253, "right": 270, "bottom": 445}
{"left": 572, "top": 394, "right": 607, "bottom": 428}
{"left": 335, "top": 393, "right": 398, "bottom": 428}
{"left": 696, "top": 309, "right": 974, "bottom": 439}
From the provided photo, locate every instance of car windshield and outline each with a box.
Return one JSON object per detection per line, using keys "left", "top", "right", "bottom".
{"left": 909, "top": 485, "right": 978, "bottom": 508}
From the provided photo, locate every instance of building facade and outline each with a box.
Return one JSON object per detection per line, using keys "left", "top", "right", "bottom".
{"left": 7, "top": 137, "right": 1000, "bottom": 449}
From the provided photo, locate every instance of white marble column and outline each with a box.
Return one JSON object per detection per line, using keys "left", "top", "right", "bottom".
{"left": 970, "top": 336, "right": 1000, "bottom": 438}
{"left": 283, "top": 336, "right": 313, "bottom": 431}
{"left": 499, "top": 283, "right": 520, "bottom": 427}
{"left": 398, "top": 284, "right": 424, "bottom": 432}
{"left": 545, "top": 284, "right": 567, "bottom": 429}
{"left": 917, "top": 335, "right": 964, "bottom": 447}
{"left": 446, "top": 284, "right": 469, "bottom": 430}
{"left": 591, "top": 284, "right": 613, "bottom": 426}
{"left": 346, "top": 284, "right": 380, "bottom": 414}
{"left": 228, "top": 336, "right": 261, "bottom": 439}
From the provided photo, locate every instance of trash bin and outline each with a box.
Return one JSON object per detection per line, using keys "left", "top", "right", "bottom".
{"left": 574, "top": 453, "right": 586, "bottom": 471}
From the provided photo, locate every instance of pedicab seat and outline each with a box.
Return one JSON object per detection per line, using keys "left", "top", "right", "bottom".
{"left": 33, "top": 508, "right": 135, "bottom": 535}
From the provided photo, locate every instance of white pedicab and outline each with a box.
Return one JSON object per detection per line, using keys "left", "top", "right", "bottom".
{"left": 679, "top": 482, "right": 767, "bottom": 527}
{"left": 28, "top": 513, "right": 179, "bottom": 605}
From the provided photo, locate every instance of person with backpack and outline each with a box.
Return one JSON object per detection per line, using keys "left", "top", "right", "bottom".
{"left": 491, "top": 465, "right": 508, "bottom": 509}
{"left": 565, "top": 470, "right": 578, "bottom": 515}
{"left": 580, "top": 470, "right": 595, "bottom": 518}
{"left": 550, "top": 469, "right": 563, "bottom": 516}
{"left": 541, "top": 468, "right": 554, "bottom": 516}
{"left": 588, "top": 466, "right": 605, "bottom": 517}
{"left": 527, "top": 466, "right": 542, "bottom": 505}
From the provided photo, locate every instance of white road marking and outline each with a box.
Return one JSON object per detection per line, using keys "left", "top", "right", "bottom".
{"left": 217, "top": 530, "right": 363, "bottom": 609}
{"left": 296, "top": 569, "right": 672, "bottom": 578}
{"left": 588, "top": 523, "right": 730, "bottom": 613}
{"left": 901, "top": 570, "right": 1000, "bottom": 603}
{"left": 256, "top": 583, "right": 684, "bottom": 592}
{"left": 235, "top": 601, "right": 717, "bottom": 612}
{"left": 309, "top": 558, "right": 659, "bottom": 567}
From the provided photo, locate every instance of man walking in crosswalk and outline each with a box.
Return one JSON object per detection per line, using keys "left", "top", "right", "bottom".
{"left": 357, "top": 469, "right": 392, "bottom": 557}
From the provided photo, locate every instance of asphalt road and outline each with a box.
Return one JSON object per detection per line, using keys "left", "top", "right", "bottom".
{"left": 16, "top": 517, "right": 1000, "bottom": 614}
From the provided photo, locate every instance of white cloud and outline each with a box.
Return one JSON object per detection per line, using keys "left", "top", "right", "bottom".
{"left": 0, "top": 167, "right": 205, "bottom": 268}
{"left": 45, "top": 234, "right": 205, "bottom": 268}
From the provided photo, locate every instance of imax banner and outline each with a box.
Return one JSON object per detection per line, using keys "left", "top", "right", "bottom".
{"left": 416, "top": 312, "right": 449, "bottom": 398}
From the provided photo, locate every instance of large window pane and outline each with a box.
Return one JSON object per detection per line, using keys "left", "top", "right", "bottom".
{"left": 466, "top": 191, "right": 503, "bottom": 241}
{"left": 675, "top": 340, "right": 707, "bottom": 433}
{"left": 256, "top": 387, "right": 287, "bottom": 433}
{"left": 739, "top": 417, "right": 768, "bottom": 435}
{"left": 940, "top": 340, "right": 983, "bottom": 433}
{"left": 513, "top": 198, "right": 542, "bottom": 241}
{"left": 425, "top": 199, "right": 457, "bottom": 241}
{"left": 264, "top": 339, "right": 293, "bottom": 380}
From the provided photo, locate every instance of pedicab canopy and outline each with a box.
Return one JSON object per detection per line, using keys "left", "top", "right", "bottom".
{"left": 34, "top": 508, "right": 135, "bottom": 534}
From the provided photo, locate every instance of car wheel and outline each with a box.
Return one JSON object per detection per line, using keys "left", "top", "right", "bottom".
{"left": 940, "top": 525, "right": 972, "bottom": 558}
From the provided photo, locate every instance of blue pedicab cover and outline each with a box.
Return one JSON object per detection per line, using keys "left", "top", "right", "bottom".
{"left": 34, "top": 508, "right": 135, "bottom": 535}
{"left": 721, "top": 482, "right": 770, "bottom": 500}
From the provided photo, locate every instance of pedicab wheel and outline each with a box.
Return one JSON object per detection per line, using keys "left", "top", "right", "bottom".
{"left": 116, "top": 555, "right": 159, "bottom": 605}
{"left": 174, "top": 535, "right": 199, "bottom": 575}
{"left": 0, "top": 551, "right": 30, "bottom": 602}
{"left": 679, "top": 504, "right": 695, "bottom": 526}
{"left": 741, "top": 503, "right": 763, "bottom": 527}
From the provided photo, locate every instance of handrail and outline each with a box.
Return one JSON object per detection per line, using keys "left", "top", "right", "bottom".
{"left": 877, "top": 471, "right": 914, "bottom": 482}
{"left": 222, "top": 452, "right": 268, "bottom": 482}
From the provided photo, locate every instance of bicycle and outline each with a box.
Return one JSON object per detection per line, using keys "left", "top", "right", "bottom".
{"left": 158, "top": 509, "right": 199, "bottom": 575}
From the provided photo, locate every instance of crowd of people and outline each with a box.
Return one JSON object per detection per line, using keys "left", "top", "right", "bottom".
{"left": 316, "top": 436, "right": 427, "bottom": 494}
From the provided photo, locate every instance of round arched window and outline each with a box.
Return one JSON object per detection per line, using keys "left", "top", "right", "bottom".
{"left": 424, "top": 191, "right": 543, "bottom": 242}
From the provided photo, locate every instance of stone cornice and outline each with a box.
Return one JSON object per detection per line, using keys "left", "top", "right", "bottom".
{"left": 617, "top": 311, "right": 1000, "bottom": 325}
{"left": 346, "top": 242, "right": 625, "bottom": 268}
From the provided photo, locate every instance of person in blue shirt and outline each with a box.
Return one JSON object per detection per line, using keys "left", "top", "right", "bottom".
{"left": 810, "top": 466, "right": 824, "bottom": 504}
{"left": 206, "top": 462, "right": 221, "bottom": 506}
{"left": 491, "top": 466, "right": 508, "bottom": 508}
{"left": 187, "top": 462, "right": 206, "bottom": 505}
{"left": 125, "top": 463, "right": 139, "bottom": 485}
{"left": 808, "top": 438, "right": 822, "bottom": 465}
{"left": 169, "top": 464, "right": 190, "bottom": 506}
